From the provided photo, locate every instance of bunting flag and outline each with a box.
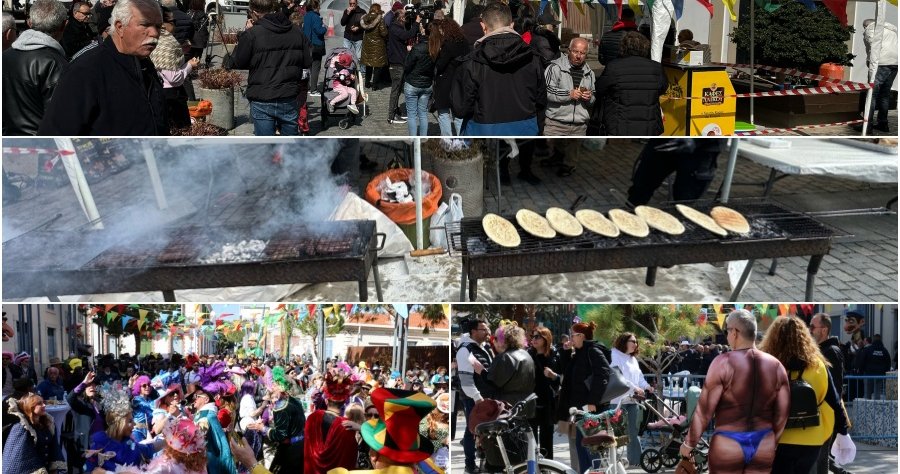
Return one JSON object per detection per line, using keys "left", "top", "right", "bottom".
{"left": 138, "top": 309, "right": 148, "bottom": 328}
{"left": 539, "top": 0, "right": 549, "bottom": 14}
{"left": 160, "top": 313, "right": 168, "bottom": 324}
{"left": 759, "top": 304, "right": 769, "bottom": 314}
{"left": 613, "top": 0, "right": 623, "bottom": 19}
{"left": 722, "top": 0, "right": 737, "bottom": 20}
{"left": 697, "top": 311, "right": 707, "bottom": 326}
{"left": 716, "top": 313, "right": 726, "bottom": 327}
{"left": 673, "top": 0, "right": 684, "bottom": 18}
{"left": 323, "top": 307, "right": 333, "bottom": 318}
{"left": 308, "top": 304, "right": 318, "bottom": 319}
{"left": 332, "top": 304, "right": 341, "bottom": 316}
{"left": 345, "top": 304, "right": 353, "bottom": 316}
{"left": 105, "top": 304, "right": 116, "bottom": 312}
{"left": 793, "top": 0, "right": 817, "bottom": 10}
{"left": 754, "top": 0, "right": 782, "bottom": 14}
{"left": 713, "top": 304, "right": 723, "bottom": 315}
{"left": 441, "top": 304, "right": 451, "bottom": 319}
{"left": 121, "top": 316, "right": 134, "bottom": 330}
{"left": 573, "top": 0, "right": 585, "bottom": 15}
{"left": 629, "top": 0, "right": 641, "bottom": 16}
{"left": 394, "top": 304, "right": 410, "bottom": 319}
{"left": 694, "top": 0, "right": 713, "bottom": 16}
{"left": 107, "top": 311, "right": 118, "bottom": 324}
{"left": 778, "top": 304, "right": 790, "bottom": 316}
{"left": 789, "top": 304, "right": 798, "bottom": 316}
{"left": 556, "top": 0, "right": 568, "bottom": 19}
{"left": 734, "top": 303, "right": 744, "bottom": 310}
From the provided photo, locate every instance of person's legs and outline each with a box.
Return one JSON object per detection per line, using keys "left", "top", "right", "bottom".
{"left": 437, "top": 109, "right": 453, "bottom": 136}
{"left": 250, "top": 101, "right": 277, "bottom": 136}
{"left": 672, "top": 152, "right": 717, "bottom": 201}
{"left": 624, "top": 403, "right": 643, "bottom": 466}
{"left": 389, "top": 64, "right": 404, "bottom": 120}
{"left": 309, "top": 54, "right": 323, "bottom": 94}
{"left": 274, "top": 99, "right": 299, "bottom": 136}
{"left": 342, "top": 37, "right": 353, "bottom": 50}
{"left": 874, "top": 65, "right": 898, "bottom": 129}
{"left": 772, "top": 444, "right": 820, "bottom": 474}
{"left": 417, "top": 87, "right": 431, "bottom": 135}
{"left": 453, "top": 116, "right": 464, "bottom": 136}
{"left": 462, "top": 397, "right": 476, "bottom": 470}
{"left": 574, "top": 425, "right": 599, "bottom": 472}
{"left": 816, "top": 433, "right": 835, "bottom": 474}
{"left": 626, "top": 141, "right": 679, "bottom": 205}
{"left": 404, "top": 83, "right": 418, "bottom": 135}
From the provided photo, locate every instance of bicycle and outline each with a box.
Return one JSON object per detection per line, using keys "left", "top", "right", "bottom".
{"left": 570, "top": 403, "right": 628, "bottom": 474}
{"left": 474, "top": 393, "right": 577, "bottom": 474}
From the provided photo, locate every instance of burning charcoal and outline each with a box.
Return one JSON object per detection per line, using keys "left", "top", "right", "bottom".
{"left": 199, "top": 239, "right": 268, "bottom": 264}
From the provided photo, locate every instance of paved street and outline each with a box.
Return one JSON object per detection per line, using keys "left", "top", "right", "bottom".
{"left": 197, "top": 34, "right": 897, "bottom": 137}
{"left": 448, "top": 402, "right": 899, "bottom": 473}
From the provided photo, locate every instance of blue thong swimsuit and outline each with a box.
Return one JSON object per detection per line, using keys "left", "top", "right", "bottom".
{"left": 713, "top": 428, "right": 773, "bottom": 465}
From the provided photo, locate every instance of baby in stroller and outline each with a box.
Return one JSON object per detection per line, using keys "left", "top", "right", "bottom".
{"left": 327, "top": 52, "right": 360, "bottom": 115}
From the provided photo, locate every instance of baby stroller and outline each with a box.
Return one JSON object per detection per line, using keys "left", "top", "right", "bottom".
{"left": 638, "top": 389, "right": 710, "bottom": 473}
{"left": 320, "top": 47, "right": 366, "bottom": 130}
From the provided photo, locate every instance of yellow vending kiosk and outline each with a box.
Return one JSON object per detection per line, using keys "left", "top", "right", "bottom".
{"left": 661, "top": 63, "right": 736, "bottom": 136}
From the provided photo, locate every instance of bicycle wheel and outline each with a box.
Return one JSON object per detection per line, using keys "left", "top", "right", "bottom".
{"left": 640, "top": 448, "right": 662, "bottom": 473}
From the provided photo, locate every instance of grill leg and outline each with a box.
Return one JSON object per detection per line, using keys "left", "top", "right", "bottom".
{"left": 358, "top": 279, "right": 368, "bottom": 302}
{"left": 805, "top": 254, "right": 825, "bottom": 301}
{"left": 768, "top": 258, "right": 779, "bottom": 276}
{"left": 645, "top": 267, "right": 658, "bottom": 286}
{"left": 469, "top": 278, "right": 478, "bottom": 302}
{"left": 460, "top": 262, "right": 468, "bottom": 302}
{"left": 372, "top": 262, "right": 383, "bottom": 302}
{"left": 728, "top": 258, "right": 756, "bottom": 301}
{"left": 162, "top": 290, "right": 176, "bottom": 302}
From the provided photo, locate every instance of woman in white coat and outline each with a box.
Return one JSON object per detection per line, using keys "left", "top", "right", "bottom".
{"left": 610, "top": 332, "right": 653, "bottom": 466}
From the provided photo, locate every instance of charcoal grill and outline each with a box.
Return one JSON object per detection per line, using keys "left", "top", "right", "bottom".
{"left": 447, "top": 200, "right": 837, "bottom": 301}
{"left": 3, "top": 220, "right": 384, "bottom": 302}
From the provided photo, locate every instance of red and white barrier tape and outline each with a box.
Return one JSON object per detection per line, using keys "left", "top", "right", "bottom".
{"left": 735, "top": 119, "right": 864, "bottom": 135}
{"left": 2, "top": 147, "right": 75, "bottom": 155}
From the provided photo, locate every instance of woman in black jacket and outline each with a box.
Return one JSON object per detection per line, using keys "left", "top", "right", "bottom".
{"left": 187, "top": 0, "right": 209, "bottom": 61}
{"left": 386, "top": 10, "right": 416, "bottom": 123}
{"left": 528, "top": 326, "right": 561, "bottom": 460}
{"left": 430, "top": 18, "right": 470, "bottom": 136}
{"left": 556, "top": 321, "right": 611, "bottom": 473}
{"left": 594, "top": 31, "right": 668, "bottom": 136}
{"left": 402, "top": 23, "right": 434, "bottom": 136}
{"left": 477, "top": 323, "right": 535, "bottom": 405}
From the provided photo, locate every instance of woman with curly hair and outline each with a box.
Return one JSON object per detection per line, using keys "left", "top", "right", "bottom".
{"left": 473, "top": 322, "right": 535, "bottom": 405}
{"left": 2, "top": 394, "right": 66, "bottom": 474}
{"left": 760, "top": 316, "right": 850, "bottom": 474}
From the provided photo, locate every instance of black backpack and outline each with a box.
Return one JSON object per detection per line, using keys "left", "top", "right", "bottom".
{"left": 786, "top": 368, "right": 821, "bottom": 429}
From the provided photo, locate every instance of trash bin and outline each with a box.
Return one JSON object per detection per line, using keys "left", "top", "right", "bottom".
{"left": 364, "top": 168, "right": 442, "bottom": 248}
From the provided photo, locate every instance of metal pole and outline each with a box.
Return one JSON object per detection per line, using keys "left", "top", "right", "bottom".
{"left": 861, "top": 0, "right": 886, "bottom": 137}
{"left": 400, "top": 308, "right": 409, "bottom": 378}
{"left": 56, "top": 138, "right": 104, "bottom": 229}
{"left": 141, "top": 142, "right": 169, "bottom": 210}
{"left": 414, "top": 139, "right": 424, "bottom": 249}
{"left": 749, "top": 0, "right": 755, "bottom": 125}
{"left": 317, "top": 309, "right": 325, "bottom": 373}
{"left": 721, "top": 139, "right": 740, "bottom": 203}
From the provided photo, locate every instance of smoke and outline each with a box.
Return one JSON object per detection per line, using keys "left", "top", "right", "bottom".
{"left": 2, "top": 138, "right": 351, "bottom": 299}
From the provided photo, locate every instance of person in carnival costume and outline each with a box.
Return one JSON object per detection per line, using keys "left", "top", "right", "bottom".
{"left": 85, "top": 383, "right": 164, "bottom": 472}
{"left": 304, "top": 365, "right": 359, "bottom": 473}
{"left": 262, "top": 366, "right": 306, "bottom": 474}
{"left": 188, "top": 361, "right": 236, "bottom": 474}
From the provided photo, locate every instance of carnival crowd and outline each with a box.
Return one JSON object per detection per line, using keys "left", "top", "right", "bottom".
{"left": 452, "top": 311, "right": 893, "bottom": 474}
{"left": 2, "top": 347, "right": 451, "bottom": 474}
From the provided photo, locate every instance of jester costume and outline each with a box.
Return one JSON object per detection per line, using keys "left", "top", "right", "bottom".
{"left": 303, "top": 409, "right": 359, "bottom": 474}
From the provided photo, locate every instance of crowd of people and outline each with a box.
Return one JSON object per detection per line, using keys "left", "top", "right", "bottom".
{"left": 2, "top": 0, "right": 679, "bottom": 137}
{"left": 451, "top": 311, "right": 888, "bottom": 474}
{"left": 2, "top": 348, "right": 451, "bottom": 474}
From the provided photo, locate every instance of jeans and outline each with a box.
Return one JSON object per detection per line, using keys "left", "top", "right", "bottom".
{"left": 309, "top": 52, "right": 324, "bottom": 93}
{"left": 437, "top": 108, "right": 464, "bottom": 136}
{"left": 250, "top": 99, "right": 299, "bottom": 136}
{"left": 404, "top": 82, "right": 432, "bottom": 136}
{"left": 623, "top": 403, "right": 643, "bottom": 466}
{"left": 388, "top": 64, "right": 405, "bottom": 119}
{"left": 868, "top": 65, "right": 898, "bottom": 126}
{"left": 342, "top": 38, "right": 362, "bottom": 61}
{"left": 462, "top": 397, "right": 476, "bottom": 469}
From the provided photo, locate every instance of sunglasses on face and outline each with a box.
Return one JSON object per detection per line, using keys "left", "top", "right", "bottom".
{"left": 366, "top": 412, "right": 379, "bottom": 419}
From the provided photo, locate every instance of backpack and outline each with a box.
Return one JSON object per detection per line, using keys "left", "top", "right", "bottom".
{"left": 786, "top": 368, "right": 821, "bottom": 429}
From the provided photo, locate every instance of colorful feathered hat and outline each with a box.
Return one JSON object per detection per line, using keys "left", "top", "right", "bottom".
{"left": 361, "top": 387, "right": 436, "bottom": 464}
{"left": 162, "top": 417, "right": 207, "bottom": 455}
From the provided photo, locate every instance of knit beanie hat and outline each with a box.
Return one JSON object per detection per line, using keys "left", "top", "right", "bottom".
{"left": 571, "top": 322, "right": 596, "bottom": 340}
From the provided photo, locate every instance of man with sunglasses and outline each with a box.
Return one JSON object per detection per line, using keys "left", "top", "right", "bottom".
{"left": 455, "top": 317, "right": 494, "bottom": 474}
{"left": 61, "top": 1, "right": 96, "bottom": 58}
{"left": 340, "top": 0, "right": 365, "bottom": 61}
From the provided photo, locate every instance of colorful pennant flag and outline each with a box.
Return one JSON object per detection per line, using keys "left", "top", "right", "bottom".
{"left": 121, "top": 316, "right": 134, "bottom": 330}
{"left": 394, "top": 304, "right": 409, "bottom": 319}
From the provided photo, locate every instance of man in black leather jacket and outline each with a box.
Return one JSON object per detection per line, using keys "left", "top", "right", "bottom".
{"left": 2, "top": 0, "right": 68, "bottom": 135}
{"left": 61, "top": 2, "right": 97, "bottom": 59}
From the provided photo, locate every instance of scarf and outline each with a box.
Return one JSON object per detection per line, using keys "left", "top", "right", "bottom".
{"left": 150, "top": 29, "right": 184, "bottom": 71}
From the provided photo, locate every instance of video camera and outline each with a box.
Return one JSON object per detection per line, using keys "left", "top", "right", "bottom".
{"left": 404, "top": 2, "right": 436, "bottom": 34}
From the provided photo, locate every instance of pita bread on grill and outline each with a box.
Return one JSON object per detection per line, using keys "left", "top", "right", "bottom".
{"left": 545, "top": 207, "right": 584, "bottom": 237}
{"left": 482, "top": 213, "right": 521, "bottom": 247}
{"left": 675, "top": 204, "right": 728, "bottom": 237}
{"left": 575, "top": 209, "right": 620, "bottom": 238}
{"left": 634, "top": 206, "right": 685, "bottom": 236}
{"left": 515, "top": 209, "right": 557, "bottom": 239}
{"left": 710, "top": 206, "right": 751, "bottom": 234}
{"left": 608, "top": 209, "right": 650, "bottom": 238}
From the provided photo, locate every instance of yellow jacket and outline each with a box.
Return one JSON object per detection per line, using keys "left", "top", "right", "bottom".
{"left": 779, "top": 357, "right": 834, "bottom": 446}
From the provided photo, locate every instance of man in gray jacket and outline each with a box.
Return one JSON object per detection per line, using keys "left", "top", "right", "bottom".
{"left": 543, "top": 37, "right": 595, "bottom": 176}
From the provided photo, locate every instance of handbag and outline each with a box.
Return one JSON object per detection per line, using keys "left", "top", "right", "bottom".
{"left": 582, "top": 350, "right": 631, "bottom": 404}
{"left": 675, "top": 455, "right": 698, "bottom": 474}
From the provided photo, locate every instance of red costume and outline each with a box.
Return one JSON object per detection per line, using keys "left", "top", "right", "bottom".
{"left": 303, "top": 409, "right": 359, "bottom": 474}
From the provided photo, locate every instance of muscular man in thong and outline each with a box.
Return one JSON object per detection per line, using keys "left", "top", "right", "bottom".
{"left": 680, "top": 310, "right": 790, "bottom": 473}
